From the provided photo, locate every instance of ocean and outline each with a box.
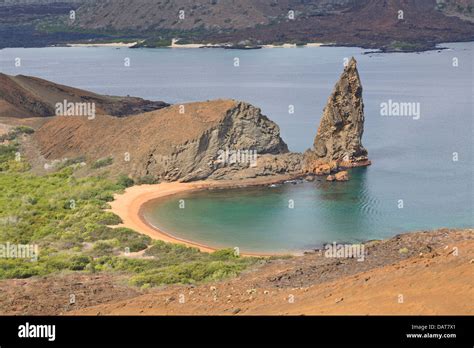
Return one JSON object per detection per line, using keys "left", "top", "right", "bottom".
{"left": 1, "top": 43, "right": 472, "bottom": 253}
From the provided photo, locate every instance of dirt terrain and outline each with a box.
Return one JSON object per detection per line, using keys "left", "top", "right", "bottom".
{"left": 0, "top": 73, "right": 168, "bottom": 118}
{"left": 0, "top": 228, "right": 471, "bottom": 315}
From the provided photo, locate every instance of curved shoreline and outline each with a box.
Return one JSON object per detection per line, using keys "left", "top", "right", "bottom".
{"left": 108, "top": 175, "right": 301, "bottom": 256}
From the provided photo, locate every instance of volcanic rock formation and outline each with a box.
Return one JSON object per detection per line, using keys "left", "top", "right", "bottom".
{"left": 0, "top": 73, "right": 169, "bottom": 118}
{"left": 12, "top": 59, "right": 372, "bottom": 183}
{"left": 304, "top": 57, "right": 370, "bottom": 174}
{"left": 35, "top": 100, "right": 302, "bottom": 182}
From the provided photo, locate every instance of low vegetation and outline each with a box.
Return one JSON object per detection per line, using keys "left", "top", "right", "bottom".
{"left": 0, "top": 131, "right": 259, "bottom": 286}
{"left": 91, "top": 156, "right": 113, "bottom": 169}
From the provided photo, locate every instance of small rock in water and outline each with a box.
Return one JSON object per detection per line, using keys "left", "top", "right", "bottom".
{"left": 334, "top": 171, "right": 349, "bottom": 181}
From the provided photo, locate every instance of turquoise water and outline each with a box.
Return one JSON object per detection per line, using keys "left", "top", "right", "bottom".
{"left": 1, "top": 43, "right": 472, "bottom": 252}
{"left": 142, "top": 167, "right": 472, "bottom": 253}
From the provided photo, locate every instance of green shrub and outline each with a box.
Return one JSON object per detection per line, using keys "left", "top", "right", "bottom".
{"left": 91, "top": 157, "right": 113, "bottom": 169}
{"left": 136, "top": 175, "right": 159, "bottom": 185}
{"left": 0, "top": 148, "right": 260, "bottom": 285}
{"left": 56, "top": 156, "right": 86, "bottom": 169}
{"left": 91, "top": 241, "right": 116, "bottom": 257}
{"left": 117, "top": 174, "right": 134, "bottom": 188}
{"left": 130, "top": 261, "right": 248, "bottom": 286}
{"left": 69, "top": 255, "right": 92, "bottom": 270}
{"left": 0, "top": 126, "right": 34, "bottom": 142}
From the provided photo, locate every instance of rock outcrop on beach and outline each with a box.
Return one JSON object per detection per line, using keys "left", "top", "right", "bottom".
{"left": 0, "top": 73, "right": 169, "bottom": 118}
{"left": 34, "top": 99, "right": 301, "bottom": 182}
{"left": 304, "top": 57, "right": 370, "bottom": 174}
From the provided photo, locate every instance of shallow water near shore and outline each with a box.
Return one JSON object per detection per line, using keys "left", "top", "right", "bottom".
{"left": 142, "top": 167, "right": 472, "bottom": 253}
{"left": 1, "top": 43, "right": 472, "bottom": 253}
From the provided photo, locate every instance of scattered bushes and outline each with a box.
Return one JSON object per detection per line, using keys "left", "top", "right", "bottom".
{"left": 0, "top": 126, "right": 34, "bottom": 142}
{"left": 136, "top": 175, "right": 159, "bottom": 185}
{"left": 117, "top": 174, "right": 134, "bottom": 188}
{"left": 0, "top": 135, "right": 259, "bottom": 286}
{"left": 91, "top": 156, "right": 113, "bottom": 169}
{"left": 130, "top": 261, "right": 248, "bottom": 286}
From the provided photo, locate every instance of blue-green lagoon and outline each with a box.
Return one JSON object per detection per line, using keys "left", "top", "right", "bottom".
{"left": 1, "top": 43, "right": 472, "bottom": 253}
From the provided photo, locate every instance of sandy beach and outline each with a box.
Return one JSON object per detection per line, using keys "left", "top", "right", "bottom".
{"left": 67, "top": 42, "right": 138, "bottom": 48}
{"left": 108, "top": 175, "right": 299, "bottom": 254}
{"left": 66, "top": 40, "right": 326, "bottom": 49}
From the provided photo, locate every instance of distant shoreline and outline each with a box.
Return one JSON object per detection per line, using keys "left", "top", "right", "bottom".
{"left": 65, "top": 39, "right": 327, "bottom": 49}
{"left": 67, "top": 42, "right": 138, "bottom": 48}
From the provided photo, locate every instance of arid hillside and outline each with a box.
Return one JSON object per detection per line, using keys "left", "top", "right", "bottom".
{"left": 68, "top": 0, "right": 474, "bottom": 50}
{"left": 0, "top": 73, "right": 169, "bottom": 118}
{"left": 1, "top": 228, "right": 471, "bottom": 315}
{"left": 33, "top": 100, "right": 301, "bottom": 182}
{"left": 71, "top": 229, "right": 473, "bottom": 315}
{"left": 72, "top": 0, "right": 351, "bottom": 31}
{"left": 1, "top": 0, "right": 473, "bottom": 50}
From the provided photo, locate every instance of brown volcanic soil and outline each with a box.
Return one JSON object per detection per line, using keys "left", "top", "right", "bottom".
{"left": 35, "top": 100, "right": 237, "bottom": 160}
{"left": 69, "top": 0, "right": 474, "bottom": 51}
{"left": 0, "top": 73, "right": 169, "bottom": 118}
{"left": 0, "top": 228, "right": 471, "bottom": 315}
{"left": 32, "top": 99, "right": 294, "bottom": 181}
{"left": 0, "top": 273, "right": 144, "bottom": 316}
{"left": 207, "top": 0, "right": 474, "bottom": 50}
{"left": 73, "top": 0, "right": 355, "bottom": 31}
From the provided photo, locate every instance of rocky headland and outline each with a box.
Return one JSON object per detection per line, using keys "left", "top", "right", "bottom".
{"left": 34, "top": 99, "right": 302, "bottom": 182}
{"left": 1, "top": 57, "right": 369, "bottom": 183}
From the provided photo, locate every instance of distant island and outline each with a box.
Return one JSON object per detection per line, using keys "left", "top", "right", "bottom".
{"left": 1, "top": 0, "right": 474, "bottom": 52}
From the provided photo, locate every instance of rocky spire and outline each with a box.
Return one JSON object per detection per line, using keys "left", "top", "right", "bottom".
{"left": 305, "top": 57, "right": 370, "bottom": 173}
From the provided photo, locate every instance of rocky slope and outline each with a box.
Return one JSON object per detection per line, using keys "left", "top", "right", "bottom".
{"left": 304, "top": 57, "right": 370, "bottom": 176}
{"left": 5, "top": 57, "right": 369, "bottom": 182}
{"left": 438, "top": 0, "right": 474, "bottom": 22}
{"left": 12, "top": 57, "right": 370, "bottom": 182}
{"left": 0, "top": 73, "right": 169, "bottom": 118}
{"left": 34, "top": 99, "right": 302, "bottom": 182}
{"left": 1, "top": 0, "right": 473, "bottom": 50}
{"left": 1, "top": 228, "right": 469, "bottom": 315}
{"left": 72, "top": 0, "right": 351, "bottom": 31}
{"left": 68, "top": 0, "right": 474, "bottom": 51}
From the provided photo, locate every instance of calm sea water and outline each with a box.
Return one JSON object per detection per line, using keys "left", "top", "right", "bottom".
{"left": 1, "top": 43, "right": 472, "bottom": 253}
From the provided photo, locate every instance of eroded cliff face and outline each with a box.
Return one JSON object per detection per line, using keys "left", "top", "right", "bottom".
{"left": 304, "top": 57, "right": 370, "bottom": 174}
{"left": 35, "top": 100, "right": 303, "bottom": 182}
{"left": 30, "top": 59, "right": 370, "bottom": 183}
{"left": 143, "top": 101, "right": 299, "bottom": 182}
